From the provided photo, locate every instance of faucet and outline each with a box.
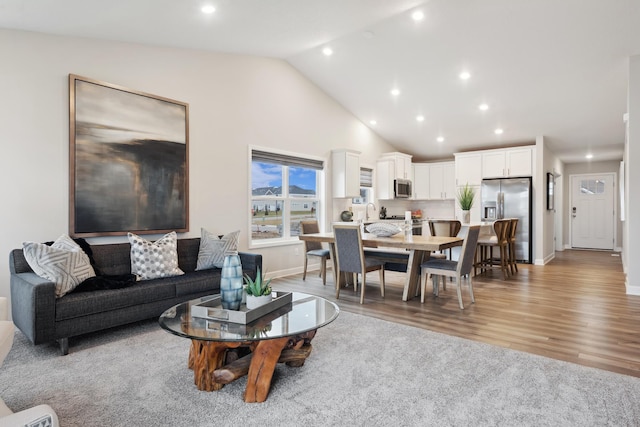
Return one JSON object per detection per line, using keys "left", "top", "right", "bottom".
{"left": 365, "top": 203, "right": 376, "bottom": 221}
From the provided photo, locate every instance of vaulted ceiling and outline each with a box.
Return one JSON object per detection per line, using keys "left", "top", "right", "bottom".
{"left": 2, "top": 0, "right": 638, "bottom": 162}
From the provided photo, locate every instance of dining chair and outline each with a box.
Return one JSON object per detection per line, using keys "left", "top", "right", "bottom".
{"left": 332, "top": 224, "right": 385, "bottom": 304}
{"left": 420, "top": 225, "right": 481, "bottom": 309}
{"left": 507, "top": 218, "right": 519, "bottom": 275}
{"left": 428, "top": 220, "right": 462, "bottom": 260}
{"left": 475, "top": 219, "right": 511, "bottom": 280}
{"left": 300, "top": 220, "right": 330, "bottom": 285}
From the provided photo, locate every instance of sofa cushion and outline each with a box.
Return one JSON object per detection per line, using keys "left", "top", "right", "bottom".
{"left": 174, "top": 269, "right": 222, "bottom": 297}
{"left": 196, "top": 229, "right": 239, "bottom": 270}
{"left": 22, "top": 235, "right": 96, "bottom": 298}
{"left": 128, "top": 232, "right": 184, "bottom": 280}
{"left": 55, "top": 278, "right": 177, "bottom": 321}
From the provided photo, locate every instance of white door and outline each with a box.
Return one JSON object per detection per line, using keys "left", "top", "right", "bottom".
{"left": 570, "top": 174, "right": 615, "bottom": 250}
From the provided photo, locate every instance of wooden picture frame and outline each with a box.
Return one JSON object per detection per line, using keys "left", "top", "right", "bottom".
{"left": 69, "top": 74, "right": 189, "bottom": 237}
{"left": 547, "top": 172, "right": 555, "bottom": 211}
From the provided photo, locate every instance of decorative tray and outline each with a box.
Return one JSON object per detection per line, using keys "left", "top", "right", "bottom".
{"left": 191, "top": 291, "right": 293, "bottom": 324}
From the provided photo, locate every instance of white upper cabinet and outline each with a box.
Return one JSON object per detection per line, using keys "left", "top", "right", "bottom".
{"left": 482, "top": 147, "right": 533, "bottom": 178}
{"left": 429, "top": 161, "right": 455, "bottom": 200}
{"left": 454, "top": 152, "right": 482, "bottom": 187}
{"left": 332, "top": 149, "right": 360, "bottom": 198}
{"left": 376, "top": 152, "right": 413, "bottom": 199}
{"left": 412, "top": 161, "right": 455, "bottom": 200}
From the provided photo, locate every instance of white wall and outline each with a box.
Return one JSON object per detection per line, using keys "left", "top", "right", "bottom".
{"left": 0, "top": 29, "right": 397, "bottom": 310}
{"left": 625, "top": 55, "right": 640, "bottom": 294}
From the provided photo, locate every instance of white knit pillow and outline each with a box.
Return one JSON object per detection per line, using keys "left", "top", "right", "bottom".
{"left": 128, "top": 231, "right": 184, "bottom": 280}
{"left": 365, "top": 222, "right": 402, "bottom": 237}
{"left": 196, "top": 229, "right": 240, "bottom": 270}
{"left": 22, "top": 234, "right": 96, "bottom": 298}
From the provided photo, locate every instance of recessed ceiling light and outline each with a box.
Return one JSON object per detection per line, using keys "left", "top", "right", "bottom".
{"left": 459, "top": 71, "right": 471, "bottom": 80}
{"left": 322, "top": 47, "right": 333, "bottom": 56}
{"left": 437, "top": 136, "right": 445, "bottom": 143}
{"left": 494, "top": 128, "right": 504, "bottom": 135}
{"left": 479, "top": 103, "right": 489, "bottom": 111}
{"left": 369, "top": 120, "right": 377, "bottom": 126}
{"left": 201, "top": 5, "right": 216, "bottom": 14}
{"left": 412, "top": 11, "right": 425, "bottom": 21}
{"left": 586, "top": 153, "right": 594, "bottom": 159}
{"left": 416, "top": 115, "right": 425, "bottom": 122}
{"left": 391, "top": 88, "right": 400, "bottom": 96}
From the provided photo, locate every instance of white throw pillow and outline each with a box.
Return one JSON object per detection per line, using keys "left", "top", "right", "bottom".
{"left": 128, "top": 231, "right": 184, "bottom": 280}
{"left": 196, "top": 229, "right": 240, "bottom": 270}
{"left": 365, "top": 222, "right": 402, "bottom": 237}
{"left": 22, "top": 234, "right": 96, "bottom": 298}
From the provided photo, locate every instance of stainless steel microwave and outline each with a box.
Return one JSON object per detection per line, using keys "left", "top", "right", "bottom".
{"left": 394, "top": 179, "right": 412, "bottom": 198}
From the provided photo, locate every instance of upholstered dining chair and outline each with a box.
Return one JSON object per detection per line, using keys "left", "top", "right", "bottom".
{"left": 428, "top": 220, "right": 462, "bottom": 260}
{"left": 332, "top": 224, "right": 385, "bottom": 304}
{"left": 300, "top": 220, "right": 330, "bottom": 285}
{"left": 475, "top": 219, "right": 511, "bottom": 280}
{"left": 420, "top": 225, "right": 481, "bottom": 309}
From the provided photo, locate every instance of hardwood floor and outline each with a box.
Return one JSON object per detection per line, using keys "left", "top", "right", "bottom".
{"left": 272, "top": 249, "right": 640, "bottom": 377}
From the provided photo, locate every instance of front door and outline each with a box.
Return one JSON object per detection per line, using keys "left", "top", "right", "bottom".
{"left": 570, "top": 173, "right": 615, "bottom": 250}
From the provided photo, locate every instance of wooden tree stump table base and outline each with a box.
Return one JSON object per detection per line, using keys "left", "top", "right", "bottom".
{"left": 187, "top": 330, "right": 317, "bottom": 402}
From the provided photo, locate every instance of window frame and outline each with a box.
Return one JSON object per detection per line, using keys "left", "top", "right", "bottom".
{"left": 249, "top": 146, "right": 325, "bottom": 249}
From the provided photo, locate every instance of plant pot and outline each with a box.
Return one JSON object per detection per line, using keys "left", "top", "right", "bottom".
{"left": 462, "top": 210, "right": 471, "bottom": 224}
{"left": 246, "top": 294, "right": 272, "bottom": 310}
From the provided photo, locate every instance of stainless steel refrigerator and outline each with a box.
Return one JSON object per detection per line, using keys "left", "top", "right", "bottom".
{"left": 481, "top": 177, "right": 532, "bottom": 263}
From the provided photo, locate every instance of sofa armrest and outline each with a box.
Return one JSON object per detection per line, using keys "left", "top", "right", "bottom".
{"left": 9, "top": 272, "right": 56, "bottom": 345}
{"left": 0, "top": 404, "right": 59, "bottom": 427}
{"left": 239, "top": 252, "right": 262, "bottom": 280}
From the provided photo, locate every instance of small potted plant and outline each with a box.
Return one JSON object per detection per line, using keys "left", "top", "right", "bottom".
{"left": 457, "top": 183, "right": 476, "bottom": 224}
{"left": 244, "top": 267, "right": 273, "bottom": 310}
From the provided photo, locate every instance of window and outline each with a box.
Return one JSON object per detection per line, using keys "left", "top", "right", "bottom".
{"left": 250, "top": 149, "right": 324, "bottom": 245}
{"left": 352, "top": 167, "right": 373, "bottom": 205}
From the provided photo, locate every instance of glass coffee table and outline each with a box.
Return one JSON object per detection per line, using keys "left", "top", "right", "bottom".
{"left": 159, "top": 292, "right": 339, "bottom": 403}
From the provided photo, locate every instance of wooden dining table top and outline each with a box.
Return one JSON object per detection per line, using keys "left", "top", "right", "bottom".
{"left": 298, "top": 232, "right": 463, "bottom": 251}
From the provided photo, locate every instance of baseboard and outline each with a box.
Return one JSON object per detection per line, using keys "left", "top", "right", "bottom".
{"left": 534, "top": 252, "right": 556, "bottom": 265}
{"left": 269, "top": 264, "right": 332, "bottom": 279}
{"left": 625, "top": 281, "right": 640, "bottom": 296}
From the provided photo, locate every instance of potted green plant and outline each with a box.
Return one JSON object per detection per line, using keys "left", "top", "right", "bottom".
{"left": 457, "top": 183, "right": 476, "bottom": 224}
{"left": 244, "top": 267, "right": 273, "bottom": 310}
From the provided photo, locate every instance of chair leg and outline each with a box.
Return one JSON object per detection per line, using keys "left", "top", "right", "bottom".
{"left": 352, "top": 273, "right": 358, "bottom": 292}
{"left": 321, "top": 258, "right": 327, "bottom": 285}
{"left": 379, "top": 269, "right": 385, "bottom": 297}
{"left": 433, "top": 275, "right": 440, "bottom": 297}
{"left": 335, "top": 268, "right": 341, "bottom": 299}
{"left": 420, "top": 271, "right": 428, "bottom": 303}
{"left": 360, "top": 274, "right": 366, "bottom": 304}
{"left": 455, "top": 273, "right": 464, "bottom": 310}
{"left": 303, "top": 255, "right": 308, "bottom": 281}
{"left": 467, "top": 274, "right": 475, "bottom": 304}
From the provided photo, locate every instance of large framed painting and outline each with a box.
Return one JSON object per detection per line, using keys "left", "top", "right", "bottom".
{"left": 69, "top": 74, "right": 189, "bottom": 237}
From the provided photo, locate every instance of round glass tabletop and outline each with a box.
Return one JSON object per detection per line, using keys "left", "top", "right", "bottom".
{"left": 159, "top": 292, "right": 339, "bottom": 342}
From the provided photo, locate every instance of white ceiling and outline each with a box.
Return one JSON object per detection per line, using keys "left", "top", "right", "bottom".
{"left": 2, "top": 0, "right": 638, "bottom": 163}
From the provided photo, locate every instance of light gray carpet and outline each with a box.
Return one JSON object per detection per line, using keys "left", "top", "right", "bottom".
{"left": 1, "top": 311, "right": 639, "bottom": 426}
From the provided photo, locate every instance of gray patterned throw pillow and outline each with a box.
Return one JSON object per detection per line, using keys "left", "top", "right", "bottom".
{"left": 22, "top": 234, "right": 96, "bottom": 298}
{"left": 128, "top": 231, "right": 184, "bottom": 280}
{"left": 196, "top": 228, "right": 240, "bottom": 270}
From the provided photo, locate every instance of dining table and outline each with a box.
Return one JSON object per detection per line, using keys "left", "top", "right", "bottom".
{"left": 298, "top": 231, "right": 463, "bottom": 301}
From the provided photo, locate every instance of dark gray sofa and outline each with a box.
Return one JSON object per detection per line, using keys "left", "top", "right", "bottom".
{"left": 9, "top": 238, "right": 262, "bottom": 355}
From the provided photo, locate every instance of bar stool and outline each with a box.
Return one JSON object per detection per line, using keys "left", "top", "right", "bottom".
{"left": 428, "top": 220, "right": 462, "bottom": 260}
{"left": 475, "top": 219, "right": 511, "bottom": 280}
{"left": 507, "top": 218, "right": 519, "bottom": 275}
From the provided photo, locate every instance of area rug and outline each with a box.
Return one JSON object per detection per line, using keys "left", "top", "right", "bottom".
{"left": 1, "top": 311, "right": 639, "bottom": 426}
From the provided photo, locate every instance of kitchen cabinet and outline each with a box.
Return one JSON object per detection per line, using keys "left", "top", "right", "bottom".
{"left": 331, "top": 149, "right": 360, "bottom": 198}
{"left": 376, "top": 152, "right": 413, "bottom": 199}
{"left": 412, "top": 161, "right": 455, "bottom": 200}
{"left": 454, "top": 152, "right": 482, "bottom": 187}
{"left": 482, "top": 147, "right": 533, "bottom": 178}
{"left": 429, "top": 161, "right": 455, "bottom": 199}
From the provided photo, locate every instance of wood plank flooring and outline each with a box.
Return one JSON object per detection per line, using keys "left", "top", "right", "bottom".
{"left": 271, "top": 250, "right": 640, "bottom": 377}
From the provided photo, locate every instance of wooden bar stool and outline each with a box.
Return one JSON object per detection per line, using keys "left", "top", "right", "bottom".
{"left": 475, "top": 219, "right": 511, "bottom": 280}
{"left": 507, "top": 218, "right": 519, "bottom": 275}
{"left": 428, "top": 220, "right": 462, "bottom": 260}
